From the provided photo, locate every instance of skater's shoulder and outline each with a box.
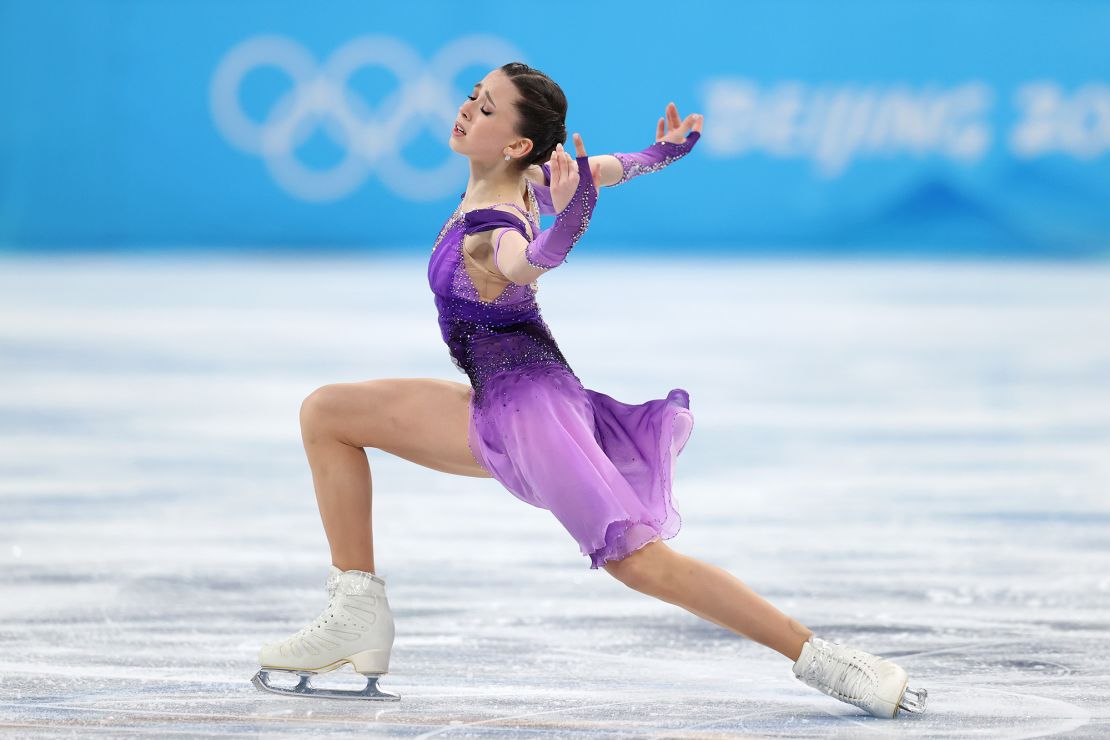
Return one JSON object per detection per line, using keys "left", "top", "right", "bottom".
{"left": 486, "top": 204, "right": 535, "bottom": 241}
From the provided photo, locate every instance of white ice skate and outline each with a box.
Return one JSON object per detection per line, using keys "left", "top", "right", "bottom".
{"left": 792, "top": 636, "right": 927, "bottom": 718}
{"left": 252, "top": 566, "right": 399, "bottom": 700}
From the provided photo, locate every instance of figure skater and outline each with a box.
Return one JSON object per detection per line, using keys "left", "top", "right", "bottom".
{"left": 252, "top": 62, "right": 927, "bottom": 718}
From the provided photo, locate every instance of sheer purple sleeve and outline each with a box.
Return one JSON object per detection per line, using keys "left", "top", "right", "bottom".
{"left": 524, "top": 155, "right": 598, "bottom": 270}
{"left": 529, "top": 162, "right": 557, "bottom": 215}
{"left": 611, "top": 130, "right": 700, "bottom": 186}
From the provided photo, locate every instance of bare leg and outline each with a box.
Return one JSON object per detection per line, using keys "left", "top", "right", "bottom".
{"left": 300, "top": 381, "right": 809, "bottom": 655}
{"left": 299, "top": 378, "right": 492, "bottom": 574}
{"left": 301, "top": 429, "right": 376, "bottom": 573}
{"left": 603, "top": 539, "right": 813, "bottom": 661}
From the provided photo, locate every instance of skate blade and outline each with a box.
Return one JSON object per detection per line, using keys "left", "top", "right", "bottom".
{"left": 252, "top": 669, "right": 400, "bottom": 701}
{"left": 897, "top": 686, "right": 927, "bottom": 714}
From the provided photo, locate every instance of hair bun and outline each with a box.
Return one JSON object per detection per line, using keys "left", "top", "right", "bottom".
{"left": 499, "top": 62, "right": 568, "bottom": 171}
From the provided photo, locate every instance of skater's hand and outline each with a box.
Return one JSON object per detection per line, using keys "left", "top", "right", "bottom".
{"left": 548, "top": 132, "right": 602, "bottom": 214}
{"left": 654, "top": 102, "right": 702, "bottom": 144}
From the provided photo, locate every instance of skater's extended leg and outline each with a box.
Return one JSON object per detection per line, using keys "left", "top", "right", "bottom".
{"left": 602, "top": 539, "right": 812, "bottom": 660}
{"left": 602, "top": 539, "right": 927, "bottom": 717}
{"left": 300, "top": 378, "right": 491, "bottom": 573}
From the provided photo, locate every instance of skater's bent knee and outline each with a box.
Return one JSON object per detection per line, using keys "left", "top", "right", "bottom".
{"left": 301, "top": 385, "right": 332, "bottom": 422}
{"left": 300, "top": 384, "right": 351, "bottom": 440}
{"left": 300, "top": 381, "right": 399, "bottom": 449}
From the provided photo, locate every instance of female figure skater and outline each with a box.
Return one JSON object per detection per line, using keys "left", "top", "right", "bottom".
{"left": 253, "top": 62, "right": 927, "bottom": 718}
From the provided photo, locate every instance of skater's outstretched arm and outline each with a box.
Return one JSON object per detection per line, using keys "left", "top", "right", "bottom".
{"left": 600, "top": 102, "right": 703, "bottom": 187}
{"left": 493, "top": 134, "right": 600, "bottom": 284}
{"left": 524, "top": 104, "right": 701, "bottom": 212}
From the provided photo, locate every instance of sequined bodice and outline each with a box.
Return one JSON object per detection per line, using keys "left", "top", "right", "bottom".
{"left": 427, "top": 180, "right": 577, "bottom": 404}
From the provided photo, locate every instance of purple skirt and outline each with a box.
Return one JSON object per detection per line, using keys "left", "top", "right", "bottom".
{"left": 467, "top": 362, "right": 694, "bottom": 569}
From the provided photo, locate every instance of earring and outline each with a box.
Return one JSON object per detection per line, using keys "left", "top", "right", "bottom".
{"left": 504, "top": 154, "right": 511, "bottom": 161}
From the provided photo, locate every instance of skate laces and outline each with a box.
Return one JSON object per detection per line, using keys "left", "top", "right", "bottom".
{"left": 290, "top": 575, "right": 381, "bottom": 640}
{"left": 284, "top": 594, "right": 341, "bottom": 644}
{"left": 284, "top": 571, "right": 345, "bottom": 644}
{"left": 801, "top": 638, "right": 878, "bottom": 705}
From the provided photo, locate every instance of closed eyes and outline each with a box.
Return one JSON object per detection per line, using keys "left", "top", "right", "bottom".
{"left": 467, "top": 95, "right": 492, "bottom": 116}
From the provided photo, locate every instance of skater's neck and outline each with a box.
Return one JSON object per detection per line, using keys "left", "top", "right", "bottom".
{"left": 461, "top": 161, "right": 527, "bottom": 211}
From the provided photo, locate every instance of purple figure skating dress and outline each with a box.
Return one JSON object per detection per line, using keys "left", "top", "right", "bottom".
{"left": 427, "top": 135, "right": 700, "bottom": 569}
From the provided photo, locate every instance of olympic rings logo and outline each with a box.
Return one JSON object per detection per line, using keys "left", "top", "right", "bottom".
{"left": 209, "top": 34, "right": 525, "bottom": 202}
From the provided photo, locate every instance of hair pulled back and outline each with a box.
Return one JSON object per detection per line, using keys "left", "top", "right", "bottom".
{"left": 500, "top": 62, "right": 567, "bottom": 173}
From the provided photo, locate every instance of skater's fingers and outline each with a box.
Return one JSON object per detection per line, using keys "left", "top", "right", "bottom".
{"left": 572, "top": 132, "right": 587, "bottom": 158}
{"left": 667, "top": 101, "right": 682, "bottom": 130}
{"left": 554, "top": 143, "right": 565, "bottom": 183}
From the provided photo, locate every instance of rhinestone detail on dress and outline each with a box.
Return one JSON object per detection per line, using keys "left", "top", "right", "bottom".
{"left": 429, "top": 178, "right": 581, "bottom": 405}
{"left": 613, "top": 132, "right": 700, "bottom": 186}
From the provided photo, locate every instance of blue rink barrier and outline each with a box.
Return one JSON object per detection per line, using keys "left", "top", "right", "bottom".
{"left": 1, "top": 0, "right": 1108, "bottom": 256}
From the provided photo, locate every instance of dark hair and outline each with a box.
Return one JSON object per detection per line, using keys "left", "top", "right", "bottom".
{"left": 499, "top": 62, "right": 567, "bottom": 173}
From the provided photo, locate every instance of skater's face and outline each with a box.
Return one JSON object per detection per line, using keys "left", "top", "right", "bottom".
{"left": 450, "top": 69, "right": 533, "bottom": 165}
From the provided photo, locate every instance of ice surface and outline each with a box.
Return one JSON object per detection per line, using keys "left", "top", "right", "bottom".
{"left": 1, "top": 254, "right": 1108, "bottom": 737}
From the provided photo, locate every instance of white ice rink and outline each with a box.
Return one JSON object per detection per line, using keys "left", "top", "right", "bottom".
{"left": 1, "top": 254, "right": 1108, "bottom": 737}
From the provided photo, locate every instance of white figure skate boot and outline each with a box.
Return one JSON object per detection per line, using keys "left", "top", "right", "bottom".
{"left": 792, "top": 636, "right": 927, "bottom": 718}
{"left": 252, "top": 566, "right": 399, "bottom": 700}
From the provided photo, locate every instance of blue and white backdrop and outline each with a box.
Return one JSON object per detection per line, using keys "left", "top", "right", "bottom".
{"left": 2, "top": 0, "right": 1109, "bottom": 256}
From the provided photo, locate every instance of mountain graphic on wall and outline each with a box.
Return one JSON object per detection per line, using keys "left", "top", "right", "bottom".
{"left": 823, "top": 177, "right": 1052, "bottom": 256}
